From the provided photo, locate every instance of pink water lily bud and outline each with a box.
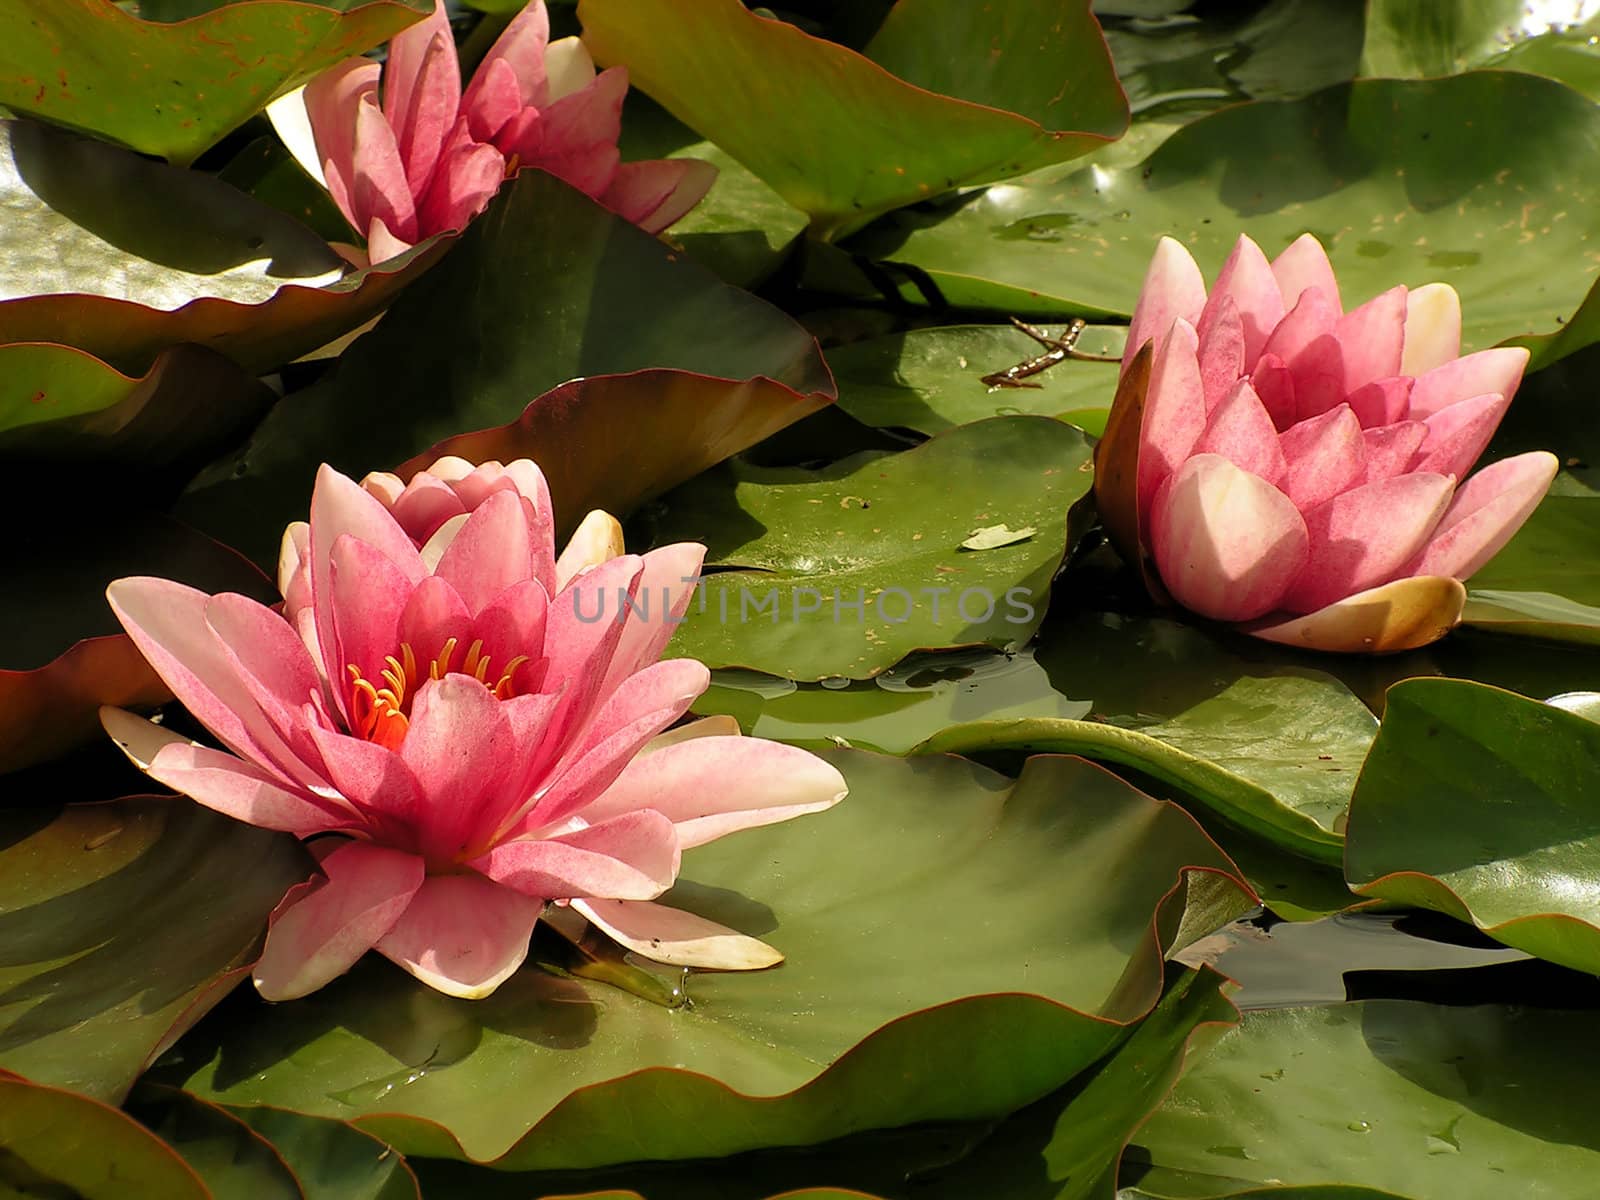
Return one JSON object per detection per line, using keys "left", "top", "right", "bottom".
{"left": 269, "top": 0, "right": 716, "bottom": 263}
{"left": 103, "top": 458, "right": 845, "bottom": 1001}
{"left": 1099, "top": 233, "right": 1558, "bottom": 653}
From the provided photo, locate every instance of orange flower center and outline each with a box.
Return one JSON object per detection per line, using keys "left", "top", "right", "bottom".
{"left": 347, "top": 638, "right": 529, "bottom": 750}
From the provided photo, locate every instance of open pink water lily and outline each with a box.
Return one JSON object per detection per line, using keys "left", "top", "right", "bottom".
{"left": 101, "top": 457, "right": 845, "bottom": 1001}
{"left": 1096, "top": 233, "right": 1558, "bottom": 653}
{"left": 269, "top": 0, "right": 716, "bottom": 263}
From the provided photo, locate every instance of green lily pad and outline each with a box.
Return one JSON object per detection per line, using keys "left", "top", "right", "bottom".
{"left": 0, "top": 797, "right": 309, "bottom": 1100}
{"left": 182, "top": 169, "right": 834, "bottom": 565}
{"left": 652, "top": 416, "right": 1096, "bottom": 680}
{"left": 1461, "top": 495, "right": 1600, "bottom": 643}
{"left": 578, "top": 0, "right": 1126, "bottom": 237}
{"left": 1344, "top": 677, "right": 1600, "bottom": 976}
{"left": 413, "top": 967, "right": 1237, "bottom": 1200}
{"left": 827, "top": 324, "right": 1125, "bottom": 436}
{"left": 914, "top": 625, "right": 1376, "bottom": 865}
{"left": 0, "top": 1075, "right": 209, "bottom": 1199}
{"left": 0, "top": 0, "right": 427, "bottom": 165}
{"left": 216, "top": 134, "right": 359, "bottom": 247}
{"left": 693, "top": 647, "right": 1093, "bottom": 755}
{"left": 167, "top": 749, "right": 1250, "bottom": 1169}
{"left": 0, "top": 118, "right": 447, "bottom": 375}
{"left": 843, "top": 73, "right": 1600, "bottom": 352}
{"left": 128, "top": 1085, "right": 304, "bottom": 1200}
{"left": 1123, "top": 1002, "right": 1600, "bottom": 1198}
{"left": 1362, "top": 0, "right": 1600, "bottom": 102}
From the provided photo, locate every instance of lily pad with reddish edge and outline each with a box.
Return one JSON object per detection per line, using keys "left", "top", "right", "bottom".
{"left": 0, "top": 1075, "right": 212, "bottom": 1199}
{"left": 181, "top": 170, "right": 835, "bottom": 563}
{"left": 0, "top": 513, "right": 278, "bottom": 773}
{"left": 0, "top": 119, "right": 450, "bottom": 375}
{"left": 163, "top": 749, "right": 1253, "bottom": 1169}
{"left": 578, "top": 0, "right": 1127, "bottom": 238}
{"left": 0, "top": 0, "right": 429, "bottom": 166}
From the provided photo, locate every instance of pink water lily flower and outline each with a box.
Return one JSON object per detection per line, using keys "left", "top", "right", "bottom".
{"left": 1097, "top": 233, "right": 1557, "bottom": 653}
{"left": 102, "top": 457, "right": 845, "bottom": 1001}
{"left": 270, "top": 0, "right": 715, "bottom": 263}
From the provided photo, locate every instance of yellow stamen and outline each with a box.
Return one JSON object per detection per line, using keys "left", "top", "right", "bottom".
{"left": 346, "top": 639, "right": 532, "bottom": 748}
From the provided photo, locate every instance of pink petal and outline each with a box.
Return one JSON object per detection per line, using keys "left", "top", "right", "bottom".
{"left": 467, "top": 0, "right": 550, "bottom": 108}
{"left": 1411, "top": 392, "right": 1511, "bottom": 479}
{"left": 1135, "top": 318, "right": 1206, "bottom": 529}
{"left": 305, "top": 724, "right": 423, "bottom": 838}
{"left": 1191, "top": 378, "right": 1287, "bottom": 484}
{"left": 1195, "top": 296, "right": 1245, "bottom": 412}
{"left": 572, "top": 898, "right": 782, "bottom": 970}
{"left": 1404, "top": 451, "right": 1559, "bottom": 580}
{"left": 452, "top": 460, "right": 559, "bottom": 595}
{"left": 470, "top": 578, "right": 551, "bottom": 688}
{"left": 107, "top": 578, "right": 308, "bottom": 780}
{"left": 400, "top": 675, "right": 520, "bottom": 862}
{"left": 394, "top": 574, "right": 473, "bottom": 663}
{"left": 382, "top": 0, "right": 461, "bottom": 198}
{"left": 1362, "top": 421, "right": 1428, "bottom": 484}
{"left": 1123, "top": 237, "right": 1206, "bottom": 377}
{"left": 1409, "top": 347, "right": 1530, "bottom": 419}
{"left": 255, "top": 842, "right": 426, "bottom": 1000}
{"left": 1345, "top": 376, "right": 1413, "bottom": 429}
{"left": 303, "top": 59, "right": 381, "bottom": 233}
{"left": 365, "top": 217, "right": 414, "bottom": 267}
{"left": 1260, "top": 285, "right": 1339, "bottom": 367}
{"left": 597, "top": 542, "right": 708, "bottom": 701}
{"left": 102, "top": 709, "right": 355, "bottom": 837}
{"left": 309, "top": 465, "right": 426, "bottom": 718}
{"left": 519, "top": 658, "right": 710, "bottom": 832}
{"left": 523, "top": 68, "right": 626, "bottom": 194}
{"left": 385, "top": 473, "right": 469, "bottom": 544}
{"left": 1401, "top": 283, "right": 1462, "bottom": 377}
{"left": 1197, "top": 235, "right": 1285, "bottom": 371}
{"left": 601, "top": 158, "right": 718, "bottom": 233}
{"left": 1251, "top": 352, "right": 1298, "bottom": 430}
{"left": 541, "top": 553, "right": 646, "bottom": 748}
{"left": 1333, "top": 285, "right": 1406, "bottom": 394}
{"left": 584, "top": 734, "right": 847, "bottom": 849}
{"left": 1271, "top": 233, "right": 1342, "bottom": 313}
{"left": 375, "top": 873, "right": 542, "bottom": 997}
{"left": 1280, "top": 473, "right": 1455, "bottom": 614}
{"left": 474, "top": 809, "right": 679, "bottom": 900}
{"left": 350, "top": 95, "right": 419, "bottom": 245}
{"left": 433, "top": 489, "right": 535, "bottom": 616}
{"left": 463, "top": 57, "right": 523, "bottom": 144}
{"left": 1150, "top": 454, "right": 1309, "bottom": 622}
{"left": 328, "top": 533, "right": 413, "bottom": 693}
{"left": 202, "top": 592, "right": 333, "bottom": 790}
{"left": 1277, "top": 404, "right": 1367, "bottom": 511}
{"left": 416, "top": 137, "right": 507, "bottom": 238}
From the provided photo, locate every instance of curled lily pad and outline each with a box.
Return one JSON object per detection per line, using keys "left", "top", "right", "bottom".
{"left": 843, "top": 73, "right": 1600, "bottom": 354}
{"left": 0, "top": 0, "right": 428, "bottom": 165}
{"left": 653, "top": 416, "right": 1097, "bottom": 680}
{"left": 167, "top": 749, "right": 1251, "bottom": 1169}
{"left": 578, "top": 0, "right": 1127, "bottom": 237}
{"left": 1345, "top": 677, "right": 1600, "bottom": 976}
{"left": 0, "top": 118, "right": 448, "bottom": 375}
{"left": 182, "top": 170, "right": 834, "bottom": 563}
{"left": 0, "top": 797, "right": 308, "bottom": 1100}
